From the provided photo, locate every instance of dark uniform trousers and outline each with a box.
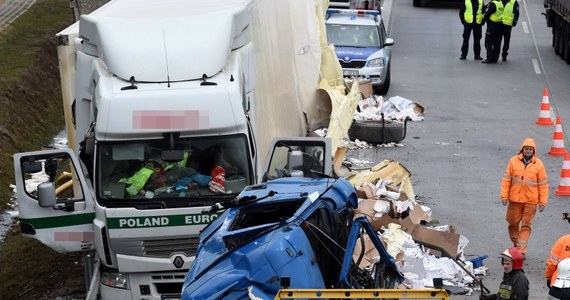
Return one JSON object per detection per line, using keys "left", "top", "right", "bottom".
{"left": 502, "top": 24, "right": 512, "bottom": 59}
{"left": 461, "top": 22, "right": 483, "bottom": 58}
{"left": 485, "top": 20, "right": 503, "bottom": 62}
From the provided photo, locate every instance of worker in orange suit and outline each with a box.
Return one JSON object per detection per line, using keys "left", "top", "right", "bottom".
{"left": 501, "top": 138, "right": 548, "bottom": 255}
{"left": 545, "top": 214, "right": 570, "bottom": 289}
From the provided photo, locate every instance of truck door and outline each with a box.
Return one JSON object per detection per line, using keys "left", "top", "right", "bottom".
{"left": 13, "top": 148, "right": 95, "bottom": 252}
{"left": 262, "top": 137, "right": 333, "bottom": 181}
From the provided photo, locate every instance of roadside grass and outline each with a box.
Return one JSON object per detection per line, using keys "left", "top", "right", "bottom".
{"left": 0, "top": 0, "right": 83, "bottom": 298}
{"left": 0, "top": 0, "right": 73, "bottom": 210}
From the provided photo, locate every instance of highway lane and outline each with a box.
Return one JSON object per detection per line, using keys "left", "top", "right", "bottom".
{"left": 349, "top": 0, "right": 570, "bottom": 298}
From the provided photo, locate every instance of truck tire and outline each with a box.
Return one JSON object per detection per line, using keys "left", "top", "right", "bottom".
{"left": 562, "top": 22, "right": 570, "bottom": 64}
{"left": 374, "top": 66, "right": 390, "bottom": 95}
{"left": 553, "top": 19, "right": 558, "bottom": 48}
{"left": 413, "top": 0, "right": 421, "bottom": 7}
{"left": 555, "top": 18, "right": 563, "bottom": 56}
{"left": 559, "top": 22, "right": 567, "bottom": 61}
{"left": 546, "top": 9, "right": 555, "bottom": 27}
{"left": 348, "top": 118, "right": 408, "bottom": 144}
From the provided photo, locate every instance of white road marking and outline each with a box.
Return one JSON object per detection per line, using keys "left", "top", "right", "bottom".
{"left": 532, "top": 58, "right": 541, "bottom": 74}
{"left": 522, "top": 21, "right": 529, "bottom": 34}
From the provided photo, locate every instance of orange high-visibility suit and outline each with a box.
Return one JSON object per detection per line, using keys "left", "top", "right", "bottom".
{"left": 546, "top": 234, "right": 570, "bottom": 287}
{"left": 501, "top": 138, "right": 549, "bottom": 254}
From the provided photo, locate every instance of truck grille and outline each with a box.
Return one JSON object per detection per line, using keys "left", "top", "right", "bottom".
{"left": 112, "top": 235, "right": 200, "bottom": 258}
{"left": 339, "top": 60, "right": 366, "bottom": 68}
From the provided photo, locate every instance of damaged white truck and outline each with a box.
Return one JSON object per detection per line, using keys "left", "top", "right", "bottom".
{"left": 12, "top": 0, "right": 336, "bottom": 299}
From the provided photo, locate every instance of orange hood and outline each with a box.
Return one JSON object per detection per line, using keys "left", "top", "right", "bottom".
{"left": 519, "top": 138, "right": 537, "bottom": 157}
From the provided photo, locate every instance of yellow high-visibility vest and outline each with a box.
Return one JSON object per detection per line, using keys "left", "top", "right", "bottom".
{"left": 464, "top": 0, "right": 484, "bottom": 24}
{"left": 489, "top": 0, "right": 504, "bottom": 23}
{"left": 502, "top": 0, "right": 516, "bottom": 26}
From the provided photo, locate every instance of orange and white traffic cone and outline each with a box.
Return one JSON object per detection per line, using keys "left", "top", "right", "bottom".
{"left": 555, "top": 153, "right": 570, "bottom": 196}
{"left": 536, "top": 88, "right": 554, "bottom": 126}
{"left": 548, "top": 116, "right": 568, "bottom": 156}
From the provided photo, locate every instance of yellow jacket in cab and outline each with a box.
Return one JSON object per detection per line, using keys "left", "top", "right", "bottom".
{"left": 501, "top": 138, "right": 549, "bottom": 206}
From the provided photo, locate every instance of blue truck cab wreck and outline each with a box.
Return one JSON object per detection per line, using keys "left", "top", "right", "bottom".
{"left": 182, "top": 164, "right": 403, "bottom": 299}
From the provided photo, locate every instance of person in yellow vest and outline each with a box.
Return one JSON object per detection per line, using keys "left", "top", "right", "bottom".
{"left": 459, "top": 0, "right": 484, "bottom": 60}
{"left": 482, "top": 0, "right": 504, "bottom": 63}
{"left": 500, "top": 0, "right": 519, "bottom": 62}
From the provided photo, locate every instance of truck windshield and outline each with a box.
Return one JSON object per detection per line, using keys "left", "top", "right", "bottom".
{"left": 96, "top": 135, "right": 252, "bottom": 206}
{"left": 326, "top": 24, "right": 380, "bottom": 48}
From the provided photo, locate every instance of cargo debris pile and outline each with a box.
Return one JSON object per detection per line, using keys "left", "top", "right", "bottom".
{"left": 346, "top": 159, "right": 488, "bottom": 295}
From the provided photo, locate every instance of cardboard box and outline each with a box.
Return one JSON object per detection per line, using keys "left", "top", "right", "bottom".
{"left": 371, "top": 214, "right": 461, "bottom": 259}
{"left": 353, "top": 234, "right": 380, "bottom": 269}
{"left": 356, "top": 183, "right": 377, "bottom": 199}
{"left": 358, "top": 79, "right": 373, "bottom": 99}
{"left": 346, "top": 78, "right": 373, "bottom": 99}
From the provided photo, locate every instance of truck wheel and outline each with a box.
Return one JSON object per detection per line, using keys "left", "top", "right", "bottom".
{"left": 553, "top": 18, "right": 558, "bottom": 48}
{"left": 348, "top": 119, "right": 407, "bottom": 144}
{"left": 413, "top": 0, "right": 421, "bottom": 7}
{"left": 562, "top": 23, "right": 570, "bottom": 64}
{"left": 374, "top": 67, "right": 390, "bottom": 96}
{"left": 560, "top": 23, "right": 568, "bottom": 61}
{"left": 556, "top": 19, "right": 563, "bottom": 56}
{"left": 546, "top": 9, "right": 555, "bottom": 27}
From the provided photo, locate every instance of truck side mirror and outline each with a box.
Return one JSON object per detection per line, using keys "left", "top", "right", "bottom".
{"left": 287, "top": 150, "right": 304, "bottom": 177}
{"left": 37, "top": 182, "right": 57, "bottom": 208}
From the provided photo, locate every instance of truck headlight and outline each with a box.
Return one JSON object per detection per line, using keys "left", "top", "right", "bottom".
{"left": 101, "top": 271, "right": 128, "bottom": 289}
{"left": 367, "top": 58, "right": 385, "bottom": 67}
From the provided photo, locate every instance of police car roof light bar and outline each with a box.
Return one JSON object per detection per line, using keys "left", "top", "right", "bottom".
{"left": 326, "top": 9, "right": 379, "bottom": 17}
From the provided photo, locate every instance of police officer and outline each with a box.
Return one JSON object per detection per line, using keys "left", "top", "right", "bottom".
{"left": 482, "top": 0, "right": 504, "bottom": 64}
{"left": 501, "top": 0, "right": 519, "bottom": 61}
{"left": 459, "top": 0, "right": 484, "bottom": 60}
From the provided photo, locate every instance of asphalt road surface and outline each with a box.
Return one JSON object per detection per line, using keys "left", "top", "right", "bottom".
{"left": 347, "top": 0, "right": 570, "bottom": 298}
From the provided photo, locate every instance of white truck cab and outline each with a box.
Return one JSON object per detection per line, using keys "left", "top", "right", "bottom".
{"left": 13, "top": 0, "right": 335, "bottom": 298}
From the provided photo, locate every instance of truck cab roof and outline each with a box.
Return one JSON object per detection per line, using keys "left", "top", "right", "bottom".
{"left": 78, "top": 0, "right": 251, "bottom": 82}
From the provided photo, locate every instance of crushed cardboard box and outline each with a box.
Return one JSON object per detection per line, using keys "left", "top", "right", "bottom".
{"left": 372, "top": 215, "right": 460, "bottom": 259}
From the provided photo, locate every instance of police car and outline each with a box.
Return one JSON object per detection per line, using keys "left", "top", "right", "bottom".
{"left": 325, "top": 9, "right": 394, "bottom": 95}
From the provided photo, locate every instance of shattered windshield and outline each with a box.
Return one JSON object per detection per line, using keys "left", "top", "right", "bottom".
{"left": 96, "top": 135, "right": 252, "bottom": 205}
{"left": 326, "top": 24, "right": 380, "bottom": 48}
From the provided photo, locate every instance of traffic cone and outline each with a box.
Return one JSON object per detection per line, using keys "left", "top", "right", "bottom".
{"left": 555, "top": 153, "right": 570, "bottom": 196}
{"left": 536, "top": 88, "right": 554, "bottom": 126}
{"left": 548, "top": 116, "right": 568, "bottom": 156}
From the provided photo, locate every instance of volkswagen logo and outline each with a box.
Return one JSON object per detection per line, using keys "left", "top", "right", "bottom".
{"left": 343, "top": 56, "right": 351, "bottom": 62}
